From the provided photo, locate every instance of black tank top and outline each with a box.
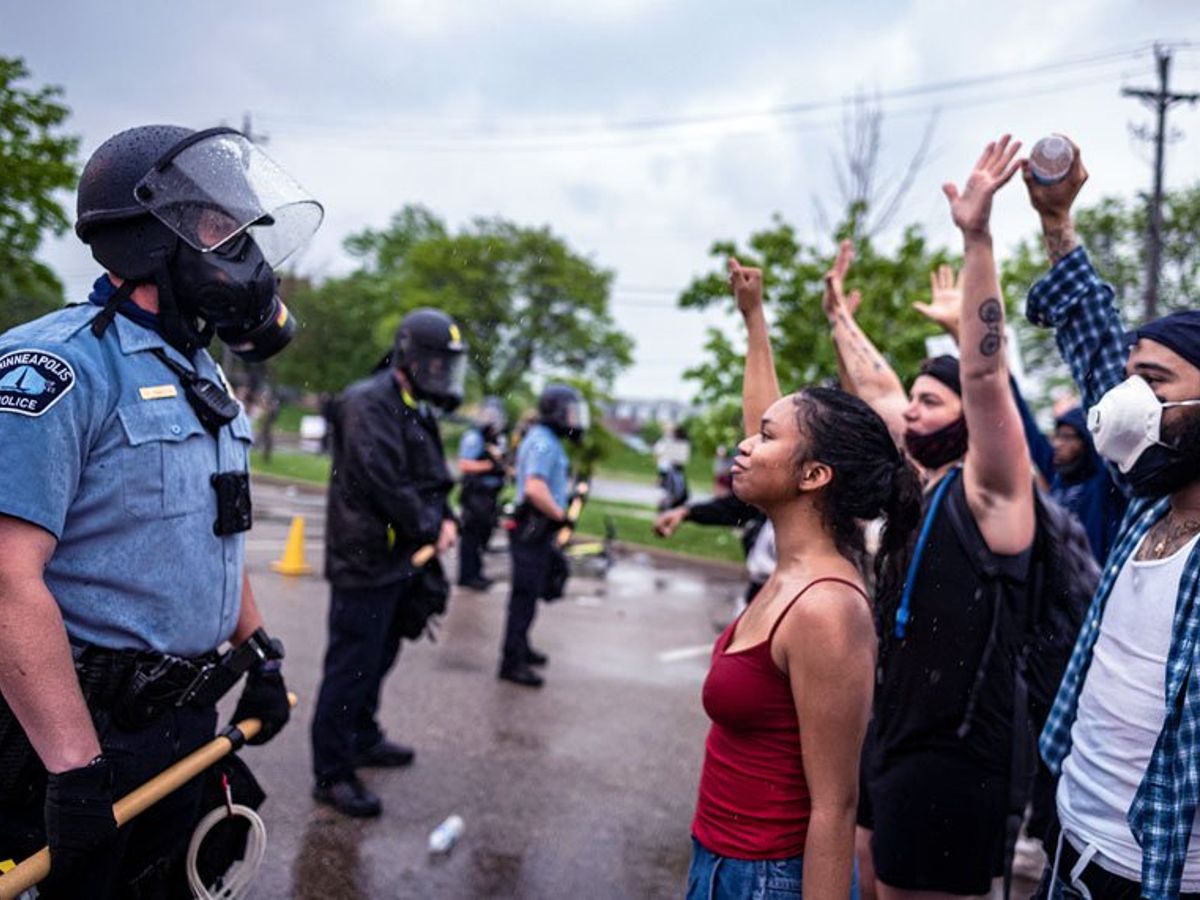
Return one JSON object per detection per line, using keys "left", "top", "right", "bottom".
{"left": 874, "top": 474, "right": 1031, "bottom": 774}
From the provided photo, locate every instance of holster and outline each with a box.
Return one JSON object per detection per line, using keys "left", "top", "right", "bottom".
{"left": 511, "top": 503, "right": 560, "bottom": 546}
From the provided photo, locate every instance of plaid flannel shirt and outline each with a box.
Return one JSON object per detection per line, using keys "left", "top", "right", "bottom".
{"left": 1030, "top": 246, "right": 1200, "bottom": 899}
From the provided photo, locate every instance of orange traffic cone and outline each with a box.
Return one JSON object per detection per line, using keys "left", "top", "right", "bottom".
{"left": 271, "top": 515, "right": 314, "bottom": 576}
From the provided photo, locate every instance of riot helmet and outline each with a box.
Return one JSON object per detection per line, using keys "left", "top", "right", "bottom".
{"left": 538, "top": 383, "right": 589, "bottom": 443}
{"left": 76, "top": 125, "right": 322, "bottom": 359}
{"left": 393, "top": 308, "right": 467, "bottom": 412}
{"left": 477, "top": 396, "right": 508, "bottom": 439}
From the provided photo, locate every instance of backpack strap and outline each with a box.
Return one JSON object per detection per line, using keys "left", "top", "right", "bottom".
{"left": 893, "top": 467, "right": 961, "bottom": 639}
{"left": 940, "top": 476, "right": 1037, "bottom": 900}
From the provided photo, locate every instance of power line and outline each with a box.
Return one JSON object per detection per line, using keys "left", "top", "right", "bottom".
{"left": 1122, "top": 42, "right": 1200, "bottom": 320}
{"left": 263, "top": 40, "right": 1152, "bottom": 143}
{"left": 266, "top": 69, "right": 1132, "bottom": 157}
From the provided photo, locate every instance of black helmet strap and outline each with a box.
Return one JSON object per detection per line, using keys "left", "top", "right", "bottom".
{"left": 89, "top": 278, "right": 137, "bottom": 339}
{"left": 88, "top": 239, "right": 213, "bottom": 358}
{"left": 152, "top": 242, "right": 213, "bottom": 357}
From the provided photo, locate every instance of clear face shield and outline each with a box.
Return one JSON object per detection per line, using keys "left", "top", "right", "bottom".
{"left": 566, "top": 399, "right": 590, "bottom": 435}
{"left": 133, "top": 128, "right": 323, "bottom": 267}
{"left": 412, "top": 351, "right": 468, "bottom": 411}
{"left": 479, "top": 399, "right": 508, "bottom": 434}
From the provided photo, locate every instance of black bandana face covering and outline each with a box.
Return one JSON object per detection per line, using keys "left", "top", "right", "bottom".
{"left": 1127, "top": 406, "right": 1200, "bottom": 497}
{"left": 904, "top": 416, "right": 969, "bottom": 470}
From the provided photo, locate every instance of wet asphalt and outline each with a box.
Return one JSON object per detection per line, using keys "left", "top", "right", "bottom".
{"left": 223, "top": 482, "right": 746, "bottom": 899}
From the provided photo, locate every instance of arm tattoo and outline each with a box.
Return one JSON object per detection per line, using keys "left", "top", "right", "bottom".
{"left": 978, "top": 298, "right": 1003, "bottom": 357}
{"left": 1043, "top": 221, "right": 1080, "bottom": 265}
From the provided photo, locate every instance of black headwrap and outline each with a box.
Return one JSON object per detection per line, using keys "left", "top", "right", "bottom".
{"left": 1128, "top": 311, "right": 1200, "bottom": 372}
{"left": 917, "top": 355, "right": 962, "bottom": 397}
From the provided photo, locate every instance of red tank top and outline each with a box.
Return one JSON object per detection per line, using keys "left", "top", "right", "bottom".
{"left": 691, "top": 577, "right": 868, "bottom": 860}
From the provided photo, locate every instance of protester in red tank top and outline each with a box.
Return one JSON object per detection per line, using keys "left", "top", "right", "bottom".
{"left": 685, "top": 260, "right": 922, "bottom": 899}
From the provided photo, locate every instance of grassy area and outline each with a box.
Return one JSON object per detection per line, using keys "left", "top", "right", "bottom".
{"left": 274, "top": 403, "right": 307, "bottom": 433}
{"left": 250, "top": 449, "right": 743, "bottom": 565}
{"left": 576, "top": 498, "right": 744, "bottom": 565}
{"left": 250, "top": 449, "right": 330, "bottom": 484}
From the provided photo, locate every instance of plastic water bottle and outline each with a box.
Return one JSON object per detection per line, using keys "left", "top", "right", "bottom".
{"left": 1028, "top": 134, "right": 1074, "bottom": 185}
{"left": 428, "top": 814, "right": 464, "bottom": 854}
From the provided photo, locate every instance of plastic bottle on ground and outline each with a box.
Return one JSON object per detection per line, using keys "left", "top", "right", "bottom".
{"left": 428, "top": 814, "right": 464, "bottom": 854}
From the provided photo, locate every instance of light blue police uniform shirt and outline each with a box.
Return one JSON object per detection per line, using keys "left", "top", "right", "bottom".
{"left": 0, "top": 302, "right": 253, "bottom": 656}
{"left": 458, "top": 428, "right": 484, "bottom": 462}
{"left": 514, "top": 423, "right": 569, "bottom": 509}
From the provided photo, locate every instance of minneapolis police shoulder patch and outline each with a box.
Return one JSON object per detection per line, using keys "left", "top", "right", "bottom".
{"left": 0, "top": 348, "right": 76, "bottom": 417}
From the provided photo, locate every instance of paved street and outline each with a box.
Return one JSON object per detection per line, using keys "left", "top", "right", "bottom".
{"left": 228, "top": 483, "right": 745, "bottom": 898}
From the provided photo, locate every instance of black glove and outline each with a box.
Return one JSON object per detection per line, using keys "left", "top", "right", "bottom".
{"left": 43, "top": 755, "right": 119, "bottom": 889}
{"left": 231, "top": 664, "right": 290, "bottom": 745}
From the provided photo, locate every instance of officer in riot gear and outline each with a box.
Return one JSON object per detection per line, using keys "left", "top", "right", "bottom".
{"left": 457, "top": 396, "right": 509, "bottom": 590}
{"left": 499, "top": 383, "right": 589, "bottom": 688}
{"left": 312, "top": 307, "right": 463, "bottom": 817}
{"left": 0, "top": 124, "right": 318, "bottom": 897}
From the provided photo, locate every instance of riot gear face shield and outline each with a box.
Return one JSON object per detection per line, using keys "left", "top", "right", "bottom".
{"left": 539, "top": 384, "right": 589, "bottom": 444}
{"left": 133, "top": 129, "right": 321, "bottom": 267}
{"left": 393, "top": 308, "right": 467, "bottom": 412}
{"left": 405, "top": 350, "right": 467, "bottom": 413}
{"left": 478, "top": 397, "right": 508, "bottom": 438}
{"left": 133, "top": 129, "right": 320, "bottom": 362}
{"left": 78, "top": 125, "right": 322, "bottom": 360}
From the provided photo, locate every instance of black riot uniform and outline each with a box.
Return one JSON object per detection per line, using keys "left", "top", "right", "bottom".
{"left": 457, "top": 397, "right": 508, "bottom": 589}
{"left": 0, "top": 125, "right": 314, "bottom": 898}
{"left": 311, "top": 308, "right": 464, "bottom": 818}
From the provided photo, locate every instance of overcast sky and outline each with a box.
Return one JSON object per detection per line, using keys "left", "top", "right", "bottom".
{"left": 5, "top": 0, "right": 1200, "bottom": 400}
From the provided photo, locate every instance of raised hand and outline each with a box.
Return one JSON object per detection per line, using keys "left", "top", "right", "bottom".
{"left": 914, "top": 264, "right": 963, "bottom": 341}
{"left": 728, "top": 257, "right": 764, "bottom": 317}
{"left": 943, "top": 135, "right": 1022, "bottom": 239}
{"left": 821, "top": 239, "right": 855, "bottom": 320}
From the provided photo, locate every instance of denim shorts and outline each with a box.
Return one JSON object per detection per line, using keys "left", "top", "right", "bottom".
{"left": 686, "top": 837, "right": 861, "bottom": 899}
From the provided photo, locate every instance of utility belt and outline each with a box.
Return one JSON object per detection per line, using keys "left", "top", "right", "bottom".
{"left": 0, "top": 638, "right": 271, "bottom": 805}
{"left": 509, "top": 502, "right": 562, "bottom": 546}
{"left": 73, "top": 644, "right": 227, "bottom": 730}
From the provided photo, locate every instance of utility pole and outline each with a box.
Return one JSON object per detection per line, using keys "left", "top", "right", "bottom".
{"left": 240, "top": 112, "right": 268, "bottom": 146}
{"left": 1122, "top": 43, "right": 1199, "bottom": 321}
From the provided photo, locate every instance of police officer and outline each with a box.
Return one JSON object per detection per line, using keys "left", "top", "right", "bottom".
{"left": 0, "top": 125, "right": 316, "bottom": 897}
{"left": 312, "top": 308, "right": 464, "bottom": 817}
{"left": 457, "top": 396, "right": 509, "bottom": 590}
{"left": 499, "top": 383, "right": 588, "bottom": 688}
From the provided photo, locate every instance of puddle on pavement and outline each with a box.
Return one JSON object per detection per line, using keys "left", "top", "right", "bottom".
{"left": 292, "top": 816, "right": 370, "bottom": 900}
{"left": 468, "top": 847, "right": 524, "bottom": 896}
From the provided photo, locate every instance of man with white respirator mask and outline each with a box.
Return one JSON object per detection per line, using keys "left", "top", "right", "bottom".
{"left": 1024, "top": 135, "right": 1200, "bottom": 899}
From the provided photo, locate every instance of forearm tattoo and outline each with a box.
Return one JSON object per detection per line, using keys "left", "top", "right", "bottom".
{"left": 978, "top": 298, "right": 1003, "bottom": 357}
{"left": 1042, "top": 221, "right": 1079, "bottom": 264}
{"left": 834, "top": 312, "right": 886, "bottom": 386}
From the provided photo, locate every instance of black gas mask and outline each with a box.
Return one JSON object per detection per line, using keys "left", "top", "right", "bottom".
{"left": 76, "top": 125, "right": 322, "bottom": 360}
{"left": 168, "top": 232, "right": 296, "bottom": 362}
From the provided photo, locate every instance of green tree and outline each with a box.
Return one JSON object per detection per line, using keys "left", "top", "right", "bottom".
{"left": 268, "top": 273, "right": 396, "bottom": 394}
{"left": 680, "top": 213, "right": 954, "bottom": 405}
{"left": 352, "top": 205, "right": 633, "bottom": 397}
{"left": 1001, "top": 183, "right": 1200, "bottom": 402}
{"left": 0, "top": 57, "right": 79, "bottom": 333}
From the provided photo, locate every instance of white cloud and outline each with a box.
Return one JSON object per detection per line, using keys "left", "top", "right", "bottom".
{"left": 7, "top": 0, "right": 1200, "bottom": 401}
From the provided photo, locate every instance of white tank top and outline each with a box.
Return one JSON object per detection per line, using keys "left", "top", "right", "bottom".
{"left": 1058, "top": 530, "right": 1200, "bottom": 885}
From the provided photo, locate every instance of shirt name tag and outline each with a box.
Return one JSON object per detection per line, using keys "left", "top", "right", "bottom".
{"left": 139, "top": 385, "right": 178, "bottom": 401}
